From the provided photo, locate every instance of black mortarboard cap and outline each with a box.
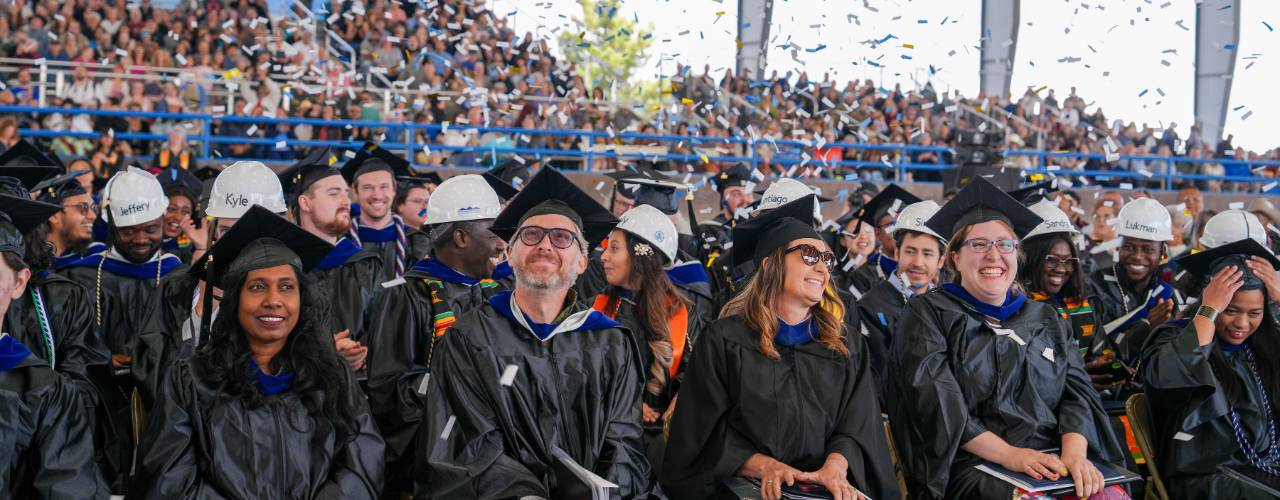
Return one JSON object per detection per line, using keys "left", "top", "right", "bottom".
{"left": 341, "top": 142, "right": 411, "bottom": 184}
{"left": 732, "top": 195, "right": 820, "bottom": 267}
{"left": 278, "top": 147, "right": 341, "bottom": 196}
{"left": 1174, "top": 238, "right": 1280, "bottom": 291}
{"left": 484, "top": 159, "right": 532, "bottom": 201}
{"left": 854, "top": 184, "right": 921, "bottom": 226}
{"left": 32, "top": 169, "right": 91, "bottom": 203}
{"left": 714, "top": 164, "right": 753, "bottom": 194}
{"left": 0, "top": 139, "right": 65, "bottom": 171}
{"left": 925, "top": 176, "right": 1042, "bottom": 240}
{"left": 156, "top": 167, "right": 204, "bottom": 196}
{"left": 0, "top": 194, "right": 63, "bottom": 256}
{"left": 607, "top": 165, "right": 685, "bottom": 215}
{"left": 491, "top": 167, "right": 619, "bottom": 245}
{"left": 1008, "top": 180, "right": 1058, "bottom": 205}
{"left": 398, "top": 170, "right": 444, "bottom": 189}
{"left": 190, "top": 165, "right": 223, "bottom": 183}
{"left": 190, "top": 205, "right": 334, "bottom": 288}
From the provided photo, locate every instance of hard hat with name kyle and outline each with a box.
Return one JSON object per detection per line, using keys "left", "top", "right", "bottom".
{"left": 206, "top": 160, "right": 288, "bottom": 218}
{"left": 1115, "top": 197, "right": 1173, "bottom": 242}
{"left": 1200, "top": 209, "right": 1267, "bottom": 250}
{"left": 1024, "top": 199, "right": 1081, "bottom": 240}
{"left": 888, "top": 200, "right": 945, "bottom": 242}
{"left": 615, "top": 204, "right": 679, "bottom": 262}
{"left": 103, "top": 166, "right": 167, "bottom": 227}
{"left": 424, "top": 174, "right": 503, "bottom": 226}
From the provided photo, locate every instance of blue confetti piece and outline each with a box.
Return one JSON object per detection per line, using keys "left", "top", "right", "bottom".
{"left": 1218, "top": 3, "right": 1232, "bottom": 10}
{"left": 1233, "top": 105, "right": 1246, "bottom": 111}
{"left": 940, "top": 16, "right": 949, "bottom": 25}
{"left": 642, "top": 33, "right": 652, "bottom": 40}
{"left": 875, "top": 33, "right": 895, "bottom": 44}
{"left": 1265, "top": 21, "right": 1274, "bottom": 32}
{"left": 901, "top": 54, "right": 913, "bottom": 60}
{"left": 877, "top": 312, "right": 887, "bottom": 326}
{"left": 929, "top": 64, "right": 938, "bottom": 75}
{"left": 700, "top": 32, "right": 704, "bottom": 40}
{"left": 608, "top": 6, "right": 616, "bottom": 18}
{"left": 1138, "top": 88, "right": 1149, "bottom": 97}
{"left": 578, "top": 42, "right": 590, "bottom": 47}
{"left": 1224, "top": 43, "right": 1236, "bottom": 50}
{"left": 806, "top": 44, "right": 828, "bottom": 53}
{"left": 1029, "top": 60, "right": 1035, "bottom": 67}
{"left": 745, "top": 95, "right": 761, "bottom": 103}
{"left": 837, "top": 188, "right": 849, "bottom": 204}
{"left": 917, "top": 19, "right": 928, "bottom": 24}
{"left": 867, "top": 60, "right": 882, "bottom": 68}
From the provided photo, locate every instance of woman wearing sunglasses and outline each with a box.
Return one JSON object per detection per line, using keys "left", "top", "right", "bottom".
{"left": 595, "top": 205, "right": 709, "bottom": 472}
{"left": 1019, "top": 200, "right": 1121, "bottom": 394}
{"left": 662, "top": 196, "right": 898, "bottom": 500}
{"left": 886, "top": 179, "right": 1125, "bottom": 500}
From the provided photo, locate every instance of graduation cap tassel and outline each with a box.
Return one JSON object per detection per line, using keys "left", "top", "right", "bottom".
{"left": 200, "top": 256, "right": 214, "bottom": 344}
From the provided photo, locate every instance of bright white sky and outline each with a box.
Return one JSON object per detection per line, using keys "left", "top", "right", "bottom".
{"left": 490, "top": 0, "right": 1277, "bottom": 152}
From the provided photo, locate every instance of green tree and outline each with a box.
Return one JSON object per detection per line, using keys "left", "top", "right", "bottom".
{"left": 556, "top": 0, "right": 659, "bottom": 104}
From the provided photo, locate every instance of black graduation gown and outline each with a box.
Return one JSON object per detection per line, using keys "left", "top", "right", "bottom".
{"left": 363, "top": 261, "right": 505, "bottom": 494}
{"left": 574, "top": 250, "right": 610, "bottom": 303}
{"left": 693, "top": 215, "right": 732, "bottom": 265}
{"left": 131, "top": 358, "right": 386, "bottom": 499}
{"left": 418, "top": 294, "right": 660, "bottom": 499}
{"left": 1086, "top": 267, "right": 1175, "bottom": 367}
{"left": 660, "top": 315, "right": 899, "bottom": 500}
{"left": 1140, "top": 320, "right": 1280, "bottom": 499}
{"left": 61, "top": 254, "right": 187, "bottom": 360}
{"left": 0, "top": 351, "right": 109, "bottom": 498}
{"left": 307, "top": 240, "right": 383, "bottom": 339}
{"left": 357, "top": 222, "right": 409, "bottom": 284}
{"left": 845, "top": 253, "right": 894, "bottom": 299}
{"left": 132, "top": 270, "right": 201, "bottom": 409}
{"left": 887, "top": 289, "right": 1124, "bottom": 499}
{"left": 6, "top": 270, "right": 110, "bottom": 394}
{"left": 852, "top": 278, "right": 909, "bottom": 397}
{"left": 406, "top": 228, "right": 433, "bottom": 262}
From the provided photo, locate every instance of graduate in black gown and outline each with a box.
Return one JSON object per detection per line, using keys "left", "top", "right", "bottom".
{"left": 1141, "top": 238, "right": 1280, "bottom": 499}
{"left": 133, "top": 160, "right": 296, "bottom": 408}
{"left": 33, "top": 168, "right": 105, "bottom": 270}
{"left": 593, "top": 204, "right": 712, "bottom": 473}
{"left": 831, "top": 210, "right": 878, "bottom": 299}
{"left": 887, "top": 178, "right": 1125, "bottom": 499}
{"left": 843, "top": 185, "right": 921, "bottom": 297}
{"left": 394, "top": 171, "right": 442, "bottom": 262}
{"left": 418, "top": 167, "right": 661, "bottom": 498}
{"left": 277, "top": 151, "right": 380, "bottom": 366}
{"left": 344, "top": 142, "right": 414, "bottom": 282}
{"left": 662, "top": 195, "right": 898, "bottom": 500}
{"left": 155, "top": 167, "right": 205, "bottom": 265}
{"left": 694, "top": 165, "right": 755, "bottom": 300}
{"left": 0, "top": 188, "right": 109, "bottom": 498}
{"left": 1086, "top": 198, "right": 1179, "bottom": 369}
{"left": 364, "top": 174, "right": 509, "bottom": 496}
{"left": 131, "top": 206, "right": 385, "bottom": 499}
{"left": 851, "top": 199, "right": 945, "bottom": 396}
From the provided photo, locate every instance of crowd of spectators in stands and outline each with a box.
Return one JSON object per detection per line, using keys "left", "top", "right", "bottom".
{"left": 0, "top": 0, "right": 1276, "bottom": 191}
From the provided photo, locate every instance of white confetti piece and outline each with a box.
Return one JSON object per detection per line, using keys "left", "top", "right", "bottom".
{"left": 416, "top": 373, "right": 431, "bottom": 395}
{"left": 440, "top": 414, "right": 457, "bottom": 440}
{"left": 381, "top": 277, "right": 406, "bottom": 288}
{"left": 500, "top": 365, "right": 519, "bottom": 386}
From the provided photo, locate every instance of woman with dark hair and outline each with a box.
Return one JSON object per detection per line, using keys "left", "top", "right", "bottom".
{"left": 131, "top": 206, "right": 385, "bottom": 499}
{"left": 595, "top": 205, "right": 708, "bottom": 470}
{"left": 888, "top": 179, "right": 1126, "bottom": 499}
{"left": 1141, "top": 239, "right": 1280, "bottom": 498}
{"left": 662, "top": 196, "right": 898, "bottom": 500}
{"left": 1019, "top": 200, "right": 1123, "bottom": 394}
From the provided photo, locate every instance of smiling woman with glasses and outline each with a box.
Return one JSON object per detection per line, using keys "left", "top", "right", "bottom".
{"left": 663, "top": 195, "right": 898, "bottom": 500}
{"left": 885, "top": 179, "right": 1128, "bottom": 500}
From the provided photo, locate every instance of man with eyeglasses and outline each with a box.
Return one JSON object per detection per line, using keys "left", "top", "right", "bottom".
{"left": 35, "top": 169, "right": 104, "bottom": 270}
{"left": 363, "top": 174, "right": 508, "bottom": 496}
{"left": 1086, "top": 197, "right": 1180, "bottom": 370}
{"left": 419, "top": 167, "right": 661, "bottom": 498}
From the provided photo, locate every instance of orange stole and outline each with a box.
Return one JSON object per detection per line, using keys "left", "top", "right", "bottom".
{"left": 591, "top": 293, "right": 688, "bottom": 379}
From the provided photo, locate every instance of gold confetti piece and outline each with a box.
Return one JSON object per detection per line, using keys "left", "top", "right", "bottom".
{"left": 681, "top": 98, "right": 693, "bottom": 105}
{"left": 903, "top": 43, "right": 915, "bottom": 49}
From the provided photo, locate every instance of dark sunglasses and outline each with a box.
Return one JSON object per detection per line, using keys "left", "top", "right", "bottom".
{"left": 786, "top": 244, "right": 836, "bottom": 268}
{"left": 1043, "top": 255, "right": 1080, "bottom": 270}
{"left": 516, "top": 226, "right": 579, "bottom": 250}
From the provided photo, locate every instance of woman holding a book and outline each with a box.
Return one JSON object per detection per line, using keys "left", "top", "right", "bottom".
{"left": 886, "top": 179, "right": 1126, "bottom": 499}
{"left": 1140, "top": 238, "right": 1280, "bottom": 498}
{"left": 661, "top": 196, "right": 899, "bottom": 500}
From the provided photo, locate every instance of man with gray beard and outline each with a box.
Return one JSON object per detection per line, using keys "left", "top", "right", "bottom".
{"left": 417, "top": 167, "right": 663, "bottom": 498}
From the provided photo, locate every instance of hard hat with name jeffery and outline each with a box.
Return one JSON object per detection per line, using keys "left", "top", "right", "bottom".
{"left": 103, "top": 166, "right": 168, "bottom": 227}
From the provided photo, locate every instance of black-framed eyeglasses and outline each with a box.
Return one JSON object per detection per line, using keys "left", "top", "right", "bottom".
{"left": 517, "top": 226, "right": 579, "bottom": 250}
{"left": 960, "top": 238, "right": 1020, "bottom": 254}
{"left": 1043, "top": 255, "right": 1080, "bottom": 270}
{"left": 62, "top": 202, "right": 98, "bottom": 216}
{"left": 786, "top": 244, "right": 836, "bottom": 268}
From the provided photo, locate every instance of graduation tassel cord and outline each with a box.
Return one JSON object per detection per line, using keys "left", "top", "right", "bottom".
{"left": 30, "top": 287, "right": 55, "bottom": 366}
{"left": 94, "top": 254, "right": 105, "bottom": 330}
{"left": 392, "top": 214, "right": 407, "bottom": 277}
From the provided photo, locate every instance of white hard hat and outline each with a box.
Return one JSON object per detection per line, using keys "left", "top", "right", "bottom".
{"left": 103, "top": 166, "right": 167, "bottom": 227}
{"left": 1201, "top": 209, "right": 1267, "bottom": 249}
{"left": 1115, "top": 197, "right": 1173, "bottom": 242}
{"left": 206, "top": 161, "right": 287, "bottom": 218}
{"left": 616, "top": 204, "right": 678, "bottom": 262}
{"left": 424, "top": 174, "right": 502, "bottom": 225}
{"left": 1025, "top": 199, "right": 1081, "bottom": 240}
{"left": 888, "top": 200, "right": 945, "bottom": 242}
{"left": 756, "top": 178, "right": 819, "bottom": 212}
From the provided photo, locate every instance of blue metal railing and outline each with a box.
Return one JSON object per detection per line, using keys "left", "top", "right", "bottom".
{"left": 7, "top": 105, "right": 1279, "bottom": 192}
